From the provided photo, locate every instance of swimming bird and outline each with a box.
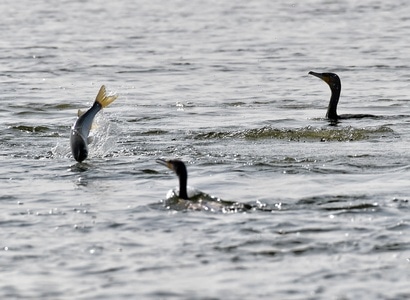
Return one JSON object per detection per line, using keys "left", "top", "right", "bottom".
{"left": 156, "top": 158, "right": 252, "bottom": 212}
{"left": 156, "top": 159, "right": 189, "bottom": 199}
{"left": 308, "top": 71, "right": 376, "bottom": 121}
{"left": 70, "top": 85, "right": 118, "bottom": 162}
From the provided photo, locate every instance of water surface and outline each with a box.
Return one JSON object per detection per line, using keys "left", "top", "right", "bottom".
{"left": 0, "top": 0, "right": 409, "bottom": 299}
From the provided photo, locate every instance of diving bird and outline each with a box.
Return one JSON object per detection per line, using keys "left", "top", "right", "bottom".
{"left": 156, "top": 158, "right": 252, "bottom": 212}
{"left": 308, "top": 71, "right": 376, "bottom": 121}
{"left": 70, "top": 85, "right": 118, "bottom": 162}
{"left": 156, "top": 159, "right": 189, "bottom": 199}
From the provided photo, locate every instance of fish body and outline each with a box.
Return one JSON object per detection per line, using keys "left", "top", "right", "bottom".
{"left": 70, "top": 85, "right": 117, "bottom": 162}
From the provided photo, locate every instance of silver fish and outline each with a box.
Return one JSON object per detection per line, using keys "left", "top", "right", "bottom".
{"left": 70, "top": 85, "right": 118, "bottom": 162}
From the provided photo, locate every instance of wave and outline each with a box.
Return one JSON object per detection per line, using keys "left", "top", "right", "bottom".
{"left": 193, "top": 125, "right": 395, "bottom": 142}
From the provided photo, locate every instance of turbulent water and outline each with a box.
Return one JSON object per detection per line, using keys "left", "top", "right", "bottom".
{"left": 1, "top": 0, "right": 409, "bottom": 299}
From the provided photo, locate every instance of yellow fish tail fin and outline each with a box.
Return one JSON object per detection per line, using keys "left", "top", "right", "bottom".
{"left": 95, "top": 85, "right": 118, "bottom": 108}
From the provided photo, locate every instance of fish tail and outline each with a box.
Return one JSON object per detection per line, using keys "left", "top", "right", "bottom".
{"left": 95, "top": 85, "right": 118, "bottom": 108}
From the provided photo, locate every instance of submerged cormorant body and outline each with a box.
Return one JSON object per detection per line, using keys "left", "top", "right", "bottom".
{"left": 156, "top": 159, "right": 189, "bottom": 200}
{"left": 156, "top": 158, "right": 252, "bottom": 212}
{"left": 309, "top": 71, "right": 376, "bottom": 121}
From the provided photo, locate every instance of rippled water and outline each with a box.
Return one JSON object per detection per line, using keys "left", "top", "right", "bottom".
{"left": 1, "top": 0, "right": 410, "bottom": 299}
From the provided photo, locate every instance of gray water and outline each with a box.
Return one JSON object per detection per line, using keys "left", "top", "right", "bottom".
{"left": 1, "top": 0, "right": 409, "bottom": 299}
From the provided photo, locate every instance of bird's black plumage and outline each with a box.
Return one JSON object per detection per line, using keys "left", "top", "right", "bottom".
{"left": 156, "top": 158, "right": 253, "bottom": 212}
{"left": 156, "top": 159, "right": 188, "bottom": 199}
{"left": 309, "top": 71, "right": 376, "bottom": 121}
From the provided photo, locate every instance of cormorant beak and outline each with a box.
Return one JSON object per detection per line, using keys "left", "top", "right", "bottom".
{"left": 309, "top": 71, "right": 330, "bottom": 84}
{"left": 156, "top": 158, "right": 173, "bottom": 171}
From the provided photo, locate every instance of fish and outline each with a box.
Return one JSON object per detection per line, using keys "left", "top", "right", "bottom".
{"left": 70, "top": 85, "right": 118, "bottom": 162}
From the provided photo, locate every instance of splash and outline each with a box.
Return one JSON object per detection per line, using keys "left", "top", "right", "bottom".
{"left": 51, "top": 113, "right": 118, "bottom": 160}
{"left": 87, "top": 113, "right": 118, "bottom": 159}
{"left": 162, "top": 187, "right": 253, "bottom": 213}
{"left": 194, "top": 125, "right": 394, "bottom": 142}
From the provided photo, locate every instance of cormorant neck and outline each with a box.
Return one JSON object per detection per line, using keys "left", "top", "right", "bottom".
{"left": 178, "top": 171, "right": 189, "bottom": 200}
{"left": 326, "top": 83, "right": 341, "bottom": 120}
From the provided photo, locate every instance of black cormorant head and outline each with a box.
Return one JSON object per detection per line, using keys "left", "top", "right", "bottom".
{"left": 156, "top": 158, "right": 189, "bottom": 199}
{"left": 309, "top": 71, "right": 341, "bottom": 93}
{"left": 156, "top": 159, "right": 187, "bottom": 177}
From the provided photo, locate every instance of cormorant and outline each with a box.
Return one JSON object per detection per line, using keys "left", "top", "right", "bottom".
{"left": 309, "top": 71, "right": 376, "bottom": 121}
{"left": 156, "top": 158, "right": 252, "bottom": 212}
{"left": 156, "top": 158, "right": 189, "bottom": 200}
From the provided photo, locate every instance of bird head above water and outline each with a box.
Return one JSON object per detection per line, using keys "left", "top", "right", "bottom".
{"left": 309, "top": 71, "right": 342, "bottom": 120}
{"left": 309, "top": 71, "right": 377, "bottom": 121}
{"left": 156, "top": 158, "right": 187, "bottom": 178}
{"left": 156, "top": 158, "right": 254, "bottom": 212}
{"left": 309, "top": 71, "right": 341, "bottom": 93}
{"left": 156, "top": 158, "right": 188, "bottom": 200}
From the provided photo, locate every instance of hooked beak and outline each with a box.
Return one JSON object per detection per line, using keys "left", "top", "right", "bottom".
{"left": 156, "top": 158, "right": 173, "bottom": 170}
{"left": 308, "top": 71, "right": 329, "bottom": 84}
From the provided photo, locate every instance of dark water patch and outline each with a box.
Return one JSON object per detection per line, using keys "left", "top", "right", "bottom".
{"left": 141, "top": 168, "right": 160, "bottom": 175}
{"left": 0, "top": 195, "right": 19, "bottom": 202}
{"left": 136, "top": 264, "right": 180, "bottom": 274}
{"left": 210, "top": 64, "right": 242, "bottom": 72}
{"left": 342, "top": 160, "right": 409, "bottom": 173}
{"left": 140, "top": 129, "right": 169, "bottom": 136}
{"left": 69, "top": 162, "right": 93, "bottom": 173}
{"left": 126, "top": 115, "right": 165, "bottom": 123}
{"left": 277, "top": 226, "right": 338, "bottom": 235}
{"left": 84, "top": 266, "right": 128, "bottom": 276}
{"left": 245, "top": 158, "right": 325, "bottom": 175}
{"left": 193, "top": 125, "right": 394, "bottom": 142}
{"left": 148, "top": 290, "right": 185, "bottom": 299}
{"left": 0, "top": 220, "right": 35, "bottom": 227}
{"left": 285, "top": 243, "right": 334, "bottom": 256}
{"left": 297, "top": 195, "right": 380, "bottom": 213}
{"left": 391, "top": 198, "right": 409, "bottom": 208}
{"left": 19, "top": 45, "right": 59, "bottom": 50}
{"left": 11, "top": 125, "right": 52, "bottom": 133}
{"left": 298, "top": 194, "right": 372, "bottom": 205}
{"left": 278, "top": 103, "right": 316, "bottom": 110}
{"left": 53, "top": 103, "right": 78, "bottom": 110}
{"left": 215, "top": 236, "right": 336, "bottom": 259}
{"left": 224, "top": 101, "right": 248, "bottom": 107}
{"left": 116, "top": 67, "right": 170, "bottom": 74}
{"left": 9, "top": 102, "right": 79, "bottom": 115}
{"left": 386, "top": 220, "right": 409, "bottom": 231}
{"left": 127, "top": 35, "right": 145, "bottom": 40}
{"left": 104, "top": 222, "right": 126, "bottom": 230}
{"left": 373, "top": 242, "right": 410, "bottom": 253}
{"left": 321, "top": 202, "right": 380, "bottom": 213}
